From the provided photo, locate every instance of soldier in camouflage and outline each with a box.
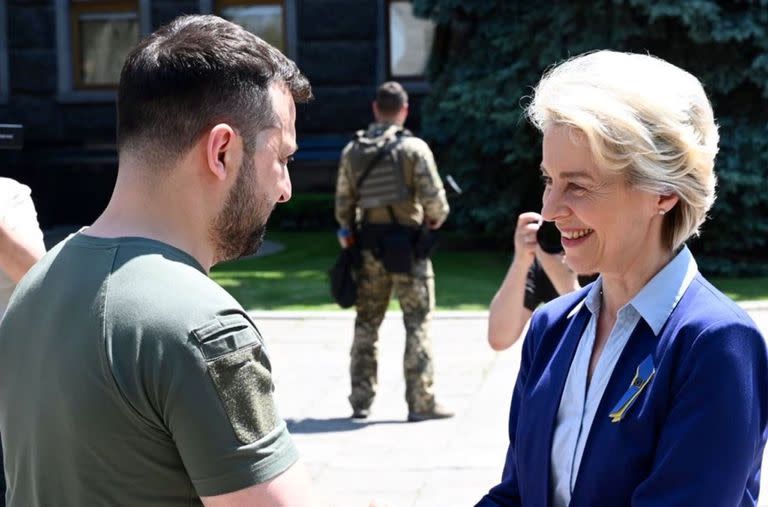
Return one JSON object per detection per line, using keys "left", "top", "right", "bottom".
{"left": 334, "top": 81, "right": 452, "bottom": 422}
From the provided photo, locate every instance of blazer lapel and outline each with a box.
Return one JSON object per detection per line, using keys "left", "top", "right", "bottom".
{"left": 522, "top": 302, "right": 592, "bottom": 507}
{"left": 568, "top": 319, "right": 658, "bottom": 505}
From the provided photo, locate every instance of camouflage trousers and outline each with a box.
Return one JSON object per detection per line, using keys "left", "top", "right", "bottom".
{"left": 349, "top": 250, "right": 436, "bottom": 413}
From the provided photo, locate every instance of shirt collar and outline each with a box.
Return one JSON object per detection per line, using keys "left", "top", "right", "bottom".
{"left": 580, "top": 245, "right": 698, "bottom": 335}
{"left": 367, "top": 122, "right": 400, "bottom": 138}
{"left": 584, "top": 277, "right": 603, "bottom": 316}
{"left": 631, "top": 245, "right": 697, "bottom": 335}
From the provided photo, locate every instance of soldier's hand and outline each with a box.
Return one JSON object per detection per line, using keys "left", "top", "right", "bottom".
{"left": 513, "top": 211, "right": 541, "bottom": 267}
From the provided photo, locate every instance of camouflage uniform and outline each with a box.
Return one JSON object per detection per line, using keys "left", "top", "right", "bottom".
{"left": 335, "top": 122, "right": 449, "bottom": 414}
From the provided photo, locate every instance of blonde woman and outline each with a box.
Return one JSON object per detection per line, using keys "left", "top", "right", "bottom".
{"left": 476, "top": 51, "right": 767, "bottom": 507}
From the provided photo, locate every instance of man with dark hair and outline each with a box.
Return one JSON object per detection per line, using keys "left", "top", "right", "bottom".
{"left": 335, "top": 81, "right": 452, "bottom": 422}
{"left": 0, "top": 15, "right": 319, "bottom": 507}
{"left": 374, "top": 81, "right": 408, "bottom": 115}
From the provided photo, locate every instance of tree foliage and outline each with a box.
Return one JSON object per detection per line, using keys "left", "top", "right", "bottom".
{"left": 413, "top": 0, "right": 768, "bottom": 275}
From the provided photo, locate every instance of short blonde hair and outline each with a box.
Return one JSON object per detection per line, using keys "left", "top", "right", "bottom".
{"left": 526, "top": 50, "right": 719, "bottom": 251}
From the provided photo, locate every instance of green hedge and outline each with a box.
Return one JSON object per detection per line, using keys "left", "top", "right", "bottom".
{"left": 269, "top": 192, "right": 337, "bottom": 231}
{"left": 413, "top": 0, "right": 768, "bottom": 275}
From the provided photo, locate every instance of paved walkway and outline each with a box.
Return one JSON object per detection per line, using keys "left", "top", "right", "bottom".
{"left": 253, "top": 304, "right": 768, "bottom": 507}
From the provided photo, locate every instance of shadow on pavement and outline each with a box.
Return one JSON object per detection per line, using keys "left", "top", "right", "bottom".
{"left": 286, "top": 417, "right": 408, "bottom": 434}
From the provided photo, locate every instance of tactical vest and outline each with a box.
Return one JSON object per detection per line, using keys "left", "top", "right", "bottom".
{"left": 348, "top": 128, "right": 412, "bottom": 210}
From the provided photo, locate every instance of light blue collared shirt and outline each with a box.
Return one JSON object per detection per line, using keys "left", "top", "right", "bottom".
{"left": 550, "top": 246, "right": 698, "bottom": 507}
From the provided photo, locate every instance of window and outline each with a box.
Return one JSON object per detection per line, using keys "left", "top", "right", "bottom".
{"left": 219, "top": 0, "right": 285, "bottom": 52}
{"left": 201, "top": 0, "right": 296, "bottom": 59}
{"left": 71, "top": 1, "right": 139, "bottom": 89}
{"left": 55, "top": 0, "right": 150, "bottom": 101}
{"left": 387, "top": 0, "right": 435, "bottom": 79}
{"left": 0, "top": 0, "right": 8, "bottom": 103}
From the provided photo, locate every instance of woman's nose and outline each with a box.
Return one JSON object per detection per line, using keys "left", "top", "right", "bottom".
{"left": 541, "top": 186, "right": 566, "bottom": 223}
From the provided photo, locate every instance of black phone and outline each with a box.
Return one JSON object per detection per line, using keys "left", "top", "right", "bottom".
{"left": 536, "top": 220, "right": 563, "bottom": 254}
{"left": 0, "top": 124, "right": 23, "bottom": 150}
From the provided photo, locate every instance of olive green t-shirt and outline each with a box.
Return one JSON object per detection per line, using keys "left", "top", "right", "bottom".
{"left": 0, "top": 234, "right": 298, "bottom": 506}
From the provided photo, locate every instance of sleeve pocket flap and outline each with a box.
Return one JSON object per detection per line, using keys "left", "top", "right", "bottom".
{"left": 191, "top": 315, "right": 262, "bottom": 360}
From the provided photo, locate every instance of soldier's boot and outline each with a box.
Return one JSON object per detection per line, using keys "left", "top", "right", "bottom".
{"left": 407, "top": 402, "right": 454, "bottom": 422}
{"left": 349, "top": 389, "right": 373, "bottom": 419}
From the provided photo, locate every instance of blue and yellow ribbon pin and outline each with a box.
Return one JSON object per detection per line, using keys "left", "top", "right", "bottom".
{"left": 609, "top": 354, "right": 656, "bottom": 423}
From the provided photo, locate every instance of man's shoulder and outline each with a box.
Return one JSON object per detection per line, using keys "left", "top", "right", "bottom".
{"left": 109, "top": 250, "right": 241, "bottom": 321}
{"left": 105, "top": 252, "right": 259, "bottom": 372}
{"left": 0, "top": 177, "right": 29, "bottom": 193}
{"left": 399, "top": 134, "right": 432, "bottom": 155}
{"left": 340, "top": 138, "right": 357, "bottom": 158}
{"left": 0, "top": 177, "right": 32, "bottom": 204}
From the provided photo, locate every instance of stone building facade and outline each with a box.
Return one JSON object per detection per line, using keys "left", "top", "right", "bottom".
{"left": 0, "top": 0, "right": 434, "bottom": 227}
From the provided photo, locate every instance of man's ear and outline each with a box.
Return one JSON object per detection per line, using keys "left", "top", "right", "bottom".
{"left": 397, "top": 103, "right": 409, "bottom": 123}
{"left": 205, "top": 124, "right": 239, "bottom": 181}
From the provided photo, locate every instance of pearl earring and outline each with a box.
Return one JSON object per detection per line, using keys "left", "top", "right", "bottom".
{"left": 659, "top": 209, "right": 666, "bottom": 215}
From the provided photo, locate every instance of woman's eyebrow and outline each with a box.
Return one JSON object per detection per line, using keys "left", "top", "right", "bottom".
{"left": 540, "top": 166, "right": 594, "bottom": 181}
{"left": 560, "top": 170, "right": 594, "bottom": 181}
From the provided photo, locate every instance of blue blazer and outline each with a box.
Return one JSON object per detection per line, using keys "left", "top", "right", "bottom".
{"left": 477, "top": 274, "right": 768, "bottom": 507}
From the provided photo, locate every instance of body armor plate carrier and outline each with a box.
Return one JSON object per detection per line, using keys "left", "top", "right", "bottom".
{"left": 349, "top": 128, "right": 411, "bottom": 209}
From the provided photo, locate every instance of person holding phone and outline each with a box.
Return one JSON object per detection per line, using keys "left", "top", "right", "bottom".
{"left": 488, "top": 211, "right": 593, "bottom": 351}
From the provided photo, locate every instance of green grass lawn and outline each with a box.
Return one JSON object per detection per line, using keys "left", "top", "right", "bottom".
{"left": 211, "top": 231, "right": 768, "bottom": 311}
{"left": 211, "top": 231, "right": 510, "bottom": 310}
{"left": 707, "top": 276, "right": 768, "bottom": 302}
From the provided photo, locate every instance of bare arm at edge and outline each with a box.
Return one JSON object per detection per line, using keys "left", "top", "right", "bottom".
{"left": 487, "top": 212, "right": 540, "bottom": 351}
{"left": 201, "top": 460, "right": 325, "bottom": 507}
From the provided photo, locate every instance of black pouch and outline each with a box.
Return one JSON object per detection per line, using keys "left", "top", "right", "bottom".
{"left": 379, "top": 226, "right": 414, "bottom": 274}
{"left": 414, "top": 223, "right": 439, "bottom": 259}
{"left": 329, "top": 245, "right": 361, "bottom": 308}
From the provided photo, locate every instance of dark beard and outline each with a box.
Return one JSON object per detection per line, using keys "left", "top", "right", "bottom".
{"left": 210, "top": 156, "right": 272, "bottom": 263}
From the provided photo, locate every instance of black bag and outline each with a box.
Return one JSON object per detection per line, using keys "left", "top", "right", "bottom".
{"left": 358, "top": 223, "right": 417, "bottom": 274}
{"left": 414, "top": 223, "right": 439, "bottom": 260}
{"left": 378, "top": 226, "right": 414, "bottom": 274}
{"left": 329, "top": 246, "right": 361, "bottom": 308}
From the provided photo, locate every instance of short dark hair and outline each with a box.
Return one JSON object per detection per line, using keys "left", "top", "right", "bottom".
{"left": 375, "top": 81, "right": 408, "bottom": 115}
{"left": 117, "top": 15, "right": 312, "bottom": 163}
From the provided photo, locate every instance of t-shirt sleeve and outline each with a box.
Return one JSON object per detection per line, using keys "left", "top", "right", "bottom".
{"left": 153, "top": 312, "right": 298, "bottom": 497}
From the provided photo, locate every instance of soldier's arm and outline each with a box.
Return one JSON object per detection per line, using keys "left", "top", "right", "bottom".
{"left": 334, "top": 146, "right": 357, "bottom": 229}
{"left": 411, "top": 142, "right": 449, "bottom": 229}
